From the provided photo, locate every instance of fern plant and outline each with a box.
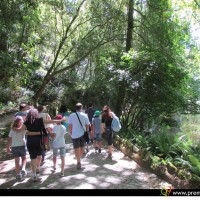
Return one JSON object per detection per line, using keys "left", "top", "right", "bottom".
{"left": 147, "top": 129, "right": 177, "bottom": 157}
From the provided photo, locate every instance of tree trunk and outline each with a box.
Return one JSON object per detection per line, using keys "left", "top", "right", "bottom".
{"left": 115, "top": 0, "right": 134, "bottom": 117}
{"left": 32, "top": 73, "right": 54, "bottom": 105}
{"left": 126, "top": 0, "right": 134, "bottom": 52}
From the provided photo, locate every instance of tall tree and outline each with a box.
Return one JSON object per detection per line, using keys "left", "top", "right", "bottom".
{"left": 32, "top": 0, "right": 124, "bottom": 103}
{"left": 126, "top": 0, "right": 134, "bottom": 51}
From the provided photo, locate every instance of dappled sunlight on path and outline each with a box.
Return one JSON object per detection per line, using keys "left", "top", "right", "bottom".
{"left": 0, "top": 133, "right": 173, "bottom": 190}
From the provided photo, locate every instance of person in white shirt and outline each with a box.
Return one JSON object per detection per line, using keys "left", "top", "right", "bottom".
{"left": 6, "top": 116, "right": 27, "bottom": 181}
{"left": 52, "top": 114, "right": 67, "bottom": 177}
{"left": 68, "top": 103, "right": 90, "bottom": 170}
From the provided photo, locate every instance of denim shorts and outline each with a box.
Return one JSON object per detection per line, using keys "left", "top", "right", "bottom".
{"left": 53, "top": 147, "right": 66, "bottom": 157}
{"left": 94, "top": 133, "right": 102, "bottom": 141}
{"left": 11, "top": 146, "right": 26, "bottom": 158}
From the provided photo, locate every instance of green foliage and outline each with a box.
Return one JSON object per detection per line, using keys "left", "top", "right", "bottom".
{"left": 0, "top": 129, "right": 9, "bottom": 138}
{"left": 175, "top": 155, "right": 200, "bottom": 177}
{"left": 0, "top": 0, "right": 41, "bottom": 90}
{"left": 148, "top": 129, "right": 177, "bottom": 157}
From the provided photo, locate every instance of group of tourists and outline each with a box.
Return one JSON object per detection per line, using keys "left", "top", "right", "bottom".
{"left": 6, "top": 102, "right": 117, "bottom": 182}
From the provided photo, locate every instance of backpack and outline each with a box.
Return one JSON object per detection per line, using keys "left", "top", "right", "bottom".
{"left": 111, "top": 113, "right": 121, "bottom": 132}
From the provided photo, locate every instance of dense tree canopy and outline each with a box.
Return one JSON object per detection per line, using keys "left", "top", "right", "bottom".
{"left": 0, "top": 0, "right": 200, "bottom": 132}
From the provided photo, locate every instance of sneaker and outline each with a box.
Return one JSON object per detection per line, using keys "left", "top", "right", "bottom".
{"left": 84, "top": 147, "right": 89, "bottom": 154}
{"left": 31, "top": 175, "right": 37, "bottom": 182}
{"left": 21, "top": 170, "right": 27, "bottom": 177}
{"left": 53, "top": 166, "right": 56, "bottom": 171}
{"left": 60, "top": 172, "right": 64, "bottom": 177}
{"left": 77, "top": 162, "right": 81, "bottom": 170}
{"left": 107, "top": 154, "right": 112, "bottom": 160}
{"left": 98, "top": 148, "right": 101, "bottom": 153}
{"left": 16, "top": 174, "right": 23, "bottom": 181}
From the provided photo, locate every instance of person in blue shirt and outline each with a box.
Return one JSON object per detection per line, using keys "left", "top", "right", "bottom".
{"left": 14, "top": 103, "right": 28, "bottom": 121}
{"left": 91, "top": 110, "right": 102, "bottom": 153}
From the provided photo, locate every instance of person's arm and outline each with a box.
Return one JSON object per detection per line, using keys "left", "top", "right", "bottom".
{"left": 43, "top": 118, "right": 65, "bottom": 124}
{"left": 51, "top": 133, "right": 56, "bottom": 138}
{"left": 101, "top": 123, "right": 105, "bottom": 133}
{"left": 47, "top": 127, "right": 55, "bottom": 138}
{"left": 47, "top": 114, "right": 52, "bottom": 120}
{"left": 86, "top": 124, "right": 89, "bottom": 132}
{"left": 68, "top": 124, "right": 72, "bottom": 136}
{"left": 27, "top": 131, "right": 40, "bottom": 136}
{"left": 6, "top": 137, "right": 12, "bottom": 154}
{"left": 91, "top": 124, "right": 94, "bottom": 134}
{"left": 12, "top": 124, "right": 26, "bottom": 132}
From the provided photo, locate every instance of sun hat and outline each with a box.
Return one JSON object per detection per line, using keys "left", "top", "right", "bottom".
{"left": 94, "top": 110, "right": 101, "bottom": 117}
{"left": 15, "top": 116, "right": 23, "bottom": 120}
{"left": 55, "top": 114, "right": 63, "bottom": 119}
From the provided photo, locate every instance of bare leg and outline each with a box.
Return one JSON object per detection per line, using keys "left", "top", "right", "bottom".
{"left": 36, "top": 155, "right": 42, "bottom": 171}
{"left": 98, "top": 141, "right": 102, "bottom": 149}
{"left": 108, "top": 145, "right": 113, "bottom": 155}
{"left": 60, "top": 156, "right": 65, "bottom": 173}
{"left": 21, "top": 156, "right": 26, "bottom": 171}
{"left": 90, "top": 131, "right": 94, "bottom": 142}
{"left": 30, "top": 159, "right": 37, "bottom": 174}
{"left": 53, "top": 156, "right": 57, "bottom": 169}
{"left": 80, "top": 147, "right": 84, "bottom": 158}
{"left": 74, "top": 148, "right": 81, "bottom": 163}
{"left": 94, "top": 139, "right": 97, "bottom": 148}
{"left": 15, "top": 157, "right": 20, "bottom": 174}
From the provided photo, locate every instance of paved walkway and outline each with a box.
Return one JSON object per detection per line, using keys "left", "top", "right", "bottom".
{"left": 0, "top": 112, "right": 174, "bottom": 192}
{"left": 0, "top": 132, "right": 173, "bottom": 191}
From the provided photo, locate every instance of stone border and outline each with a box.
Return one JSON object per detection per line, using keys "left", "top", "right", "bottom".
{"left": 113, "top": 134, "right": 200, "bottom": 189}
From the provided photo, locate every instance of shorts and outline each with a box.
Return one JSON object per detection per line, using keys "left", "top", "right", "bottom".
{"left": 53, "top": 147, "right": 66, "bottom": 157}
{"left": 94, "top": 133, "right": 102, "bottom": 142}
{"left": 27, "top": 135, "right": 43, "bottom": 159}
{"left": 11, "top": 146, "right": 26, "bottom": 158}
{"left": 105, "top": 126, "right": 113, "bottom": 146}
{"left": 72, "top": 135, "right": 85, "bottom": 149}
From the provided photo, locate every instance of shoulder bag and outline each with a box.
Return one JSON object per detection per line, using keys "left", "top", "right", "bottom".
{"left": 39, "top": 118, "right": 50, "bottom": 151}
{"left": 75, "top": 112, "right": 89, "bottom": 142}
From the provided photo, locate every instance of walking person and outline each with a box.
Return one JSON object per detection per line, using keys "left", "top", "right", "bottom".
{"left": 14, "top": 103, "right": 28, "bottom": 121}
{"left": 57, "top": 105, "right": 70, "bottom": 131}
{"left": 68, "top": 103, "right": 90, "bottom": 170}
{"left": 101, "top": 105, "right": 114, "bottom": 159}
{"left": 85, "top": 102, "right": 96, "bottom": 150}
{"left": 6, "top": 116, "right": 27, "bottom": 181}
{"left": 91, "top": 110, "right": 102, "bottom": 153}
{"left": 52, "top": 114, "right": 67, "bottom": 177}
{"left": 58, "top": 104, "right": 70, "bottom": 144}
{"left": 12, "top": 108, "right": 65, "bottom": 182}
{"left": 37, "top": 105, "right": 54, "bottom": 163}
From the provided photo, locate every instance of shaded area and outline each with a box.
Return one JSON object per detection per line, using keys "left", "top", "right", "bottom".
{"left": 0, "top": 133, "right": 173, "bottom": 190}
